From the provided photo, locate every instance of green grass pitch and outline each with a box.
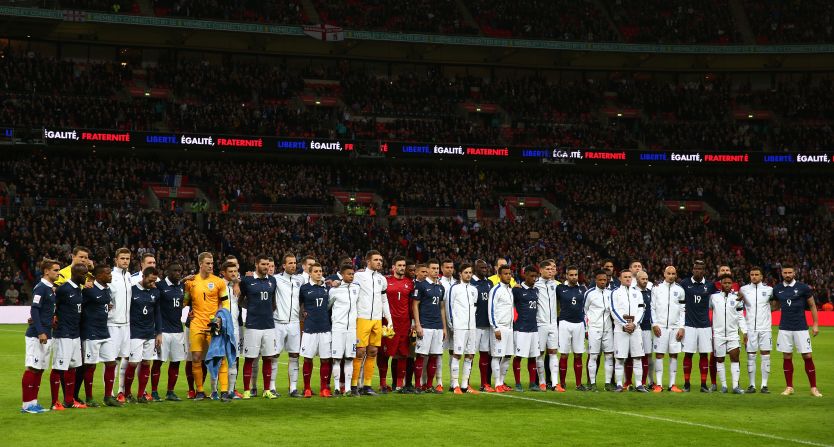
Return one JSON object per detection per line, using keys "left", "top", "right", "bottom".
{"left": 0, "top": 325, "right": 830, "bottom": 446}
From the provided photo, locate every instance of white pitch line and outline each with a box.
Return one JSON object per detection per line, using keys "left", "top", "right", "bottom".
{"left": 485, "top": 392, "right": 830, "bottom": 447}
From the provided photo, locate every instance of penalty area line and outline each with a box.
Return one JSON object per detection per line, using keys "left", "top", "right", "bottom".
{"left": 485, "top": 392, "right": 830, "bottom": 447}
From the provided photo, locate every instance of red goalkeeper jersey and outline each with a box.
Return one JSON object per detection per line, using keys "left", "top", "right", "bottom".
{"left": 386, "top": 275, "right": 414, "bottom": 324}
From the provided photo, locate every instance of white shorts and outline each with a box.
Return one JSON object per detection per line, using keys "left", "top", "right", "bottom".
{"left": 614, "top": 331, "right": 644, "bottom": 359}
{"left": 25, "top": 337, "right": 53, "bottom": 369}
{"left": 776, "top": 330, "right": 812, "bottom": 354}
{"left": 275, "top": 322, "right": 301, "bottom": 354}
{"left": 652, "top": 327, "right": 682, "bottom": 355}
{"left": 129, "top": 338, "right": 156, "bottom": 362}
{"left": 159, "top": 332, "right": 187, "bottom": 362}
{"left": 184, "top": 327, "right": 192, "bottom": 361}
{"left": 453, "top": 329, "right": 478, "bottom": 356}
{"left": 537, "top": 323, "right": 559, "bottom": 352}
{"left": 83, "top": 339, "right": 108, "bottom": 364}
{"left": 443, "top": 328, "right": 455, "bottom": 350}
{"left": 558, "top": 321, "right": 585, "bottom": 354}
{"left": 476, "top": 327, "right": 492, "bottom": 352}
{"left": 100, "top": 325, "right": 130, "bottom": 362}
{"left": 416, "top": 328, "right": 444, "bottom": 356}
{"left": 243, "top": 328, "right": 278, "bottom": 358}
{"left": 514, "top": 331, "right": 539, "bottom": 358}
{"left": 331, "top": 329, "right": 357, "bottom": 359}
{"left": 713, "top": 336, "right": 741, "bottom": 357}
{"left": 682, "top": 327, "right": 713, "bottom": 354}
{"left": 746, "top": 331, "right": 772, "bottom": 352}
{"left": 300, "top": 332, "right": 331, "bottom": 359}
{"left": 490, "top": 326, "right": 514, "bottom": 357}
{"left": 52, "top": 337, "right": 82, "bottom": 370}
{"left": 641, "top": 330, "right": 653, "bottom": 355}
{"left": 588, "top": 329, "right": 613, "bottom": 354}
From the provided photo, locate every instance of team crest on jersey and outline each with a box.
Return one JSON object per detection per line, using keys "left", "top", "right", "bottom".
{"left": 762, "top": 292, "right": 767, "bottom": 297}
{"left": 672, "top": 292, "right": 678, "bottom": 297}
{"left": 207, "top": 283, "right": 215, "bottom": 290}
{"left": 33, "top": 295, "right": 41, "bottom": 304}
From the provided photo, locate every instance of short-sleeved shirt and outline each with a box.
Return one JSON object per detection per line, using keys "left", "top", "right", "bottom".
{"left": 512, "top": 285, "right": 538, "bottom": 333}
{"left": 774, "top": 280, "right": 813, "bottom": 331}
{"left": 81, "top": 282, "right": 111, "bottom": 340}
{"left": 472, "top": 277, "right": 493, "bottom": 328}
{"left": 240, "top": 275, "right": 278, "bottom": 330}
{"left": 54, "top": 280, "right": 83, "bottom": 339}
{"left": 26, "top": 280, "right": 56, "bottom": 339}
{"left": 556, "top": 283, "right": 587, "bottom": 324}
{"left": 681, "top": 277, "right": 714, "bottom": 328}
{"left": 299, "top": 282, "right": 331, "bottom": 333}
{"left": 185, "top": 274, "right": 229, "bottom": 332}
{"left": 386, "top": 275, "right": 414, "bottom": 324}
{"left": 130, "top": 284, "right": 160, "bottom": 340}
{"left": 157, "top": 278, "right": 185, "bottom": 334}
{"left": 414, "top": 279, "right": 445, "bottom": 330}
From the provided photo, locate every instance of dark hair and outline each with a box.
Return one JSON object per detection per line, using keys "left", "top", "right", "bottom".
{"left": 619, "top": 269, "right": 631, "bottom": 277}
{"left": 256, "top": 254, "right": 270, "bottom": 263}
{"left": 629, "top": 259, "right": 642, "bottom": 267}
{"left": 718, "top": 273, "right": 733, "bottom": 281}
{"left": 781, "top": 263, "right": 794, "bottom": 270}
{"left": 524, "top": 265, "right": 539, "bottom": 274}
{"left": 40, "top": 258, "right": 60, "bottom": 271}
{"left": 565, "top": 265, "right": 579, "bottom": 273}
{"left": 392, "top": 256, "right": 407, "bottom": 265}
{"left": 339, "top": 263, "right": 355, "bottom": 273}
{"left": 593, "top": 269, "right": 608, "bottom": 277}
{"left": 93, "top": 264, "right": 110, "bottom": 276}
{"left": 458, "top": 263, "right": 473, "bottom": 273}
{"left": 498, "top": 265, "right": 512, "bottom": 274}
{"left": 749, "top": 266, "right": 763, "bottom": 274}
{"left": 166, "top": 262, "right": 183, "bottom": 272}
{"left": 441, "top": 259, "right": 454, "bottom": 266}
{"left": 73, "top": 246, "right": 91, "bottom": 256}
{"left": 221, "top": 261, "right": 237, "bottom": 271}
{"left": 539, "top": 259, "right": 555, "bottom": 268}
{"left": 426, "top": 258, "right": 440, "bottom": 267}
{"left": 142, "top": 266, "right": 159, "bottom": 277}
{"left": 693, "top": 260, "right": 706, "bottom": 267}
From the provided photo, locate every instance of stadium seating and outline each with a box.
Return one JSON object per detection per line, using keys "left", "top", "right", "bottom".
{"left": 1, "top": 154, "right": 831, "bottom": 307}
{"left": 4, "top": 52, "right": 834, "bottom": 151}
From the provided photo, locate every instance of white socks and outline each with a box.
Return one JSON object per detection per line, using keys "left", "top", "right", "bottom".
{"left": 270, "top": 357, "right": 278, "bottom": 391}
{"left": 761, "top": 354, "right": 770, "bottom": 387}
{"left": 344, "top": 358, "right": 354, "bottom": 392}
{"left": 605, "top": 354, "right": 614, "bottom": 384}
{"left": 288, "top": 357, "right": 299, "bottom": 392}
{"left": 549, "top": 354, "right": 559, "bottom": 386}
{"left": 669, "top": 357, "right": 678, "bottom": 386}
{"left": 491, "top": 357, "right": 502, "bottom": 386}
{"left": 615, "top": 358, "right": 625, "bottom": 386}
{"left": 499, "top": 357, "right": 510, "bottom": 384}
{"left": 748, "top": 353, "right": 757, "bottom": 387}
{"left": 588, "top": 354, "right": 599, "bottom": 384}
{"left": 229, "top": 360, "right": 238, "bottom": 392}
{"left": 655, "top": 358, "right": 664, "bottom": 387}
{"left": 332, "top": 358, "right": 342, "bottom": 390}
{"left": 633, "top": 359, "right": 643, "bottom": 387}
{"left": 435, "top": 355, "right": 443, "bottom": 387}
{"left": 251, "top": 356, "right": 260, "bottom": 390}
{"left": 731, "top": 362, "right": 740, "bottom": 389}
{"left": 450, "top": 357, "right": 460, "bottom": 389}
{"left": 118, "top": 358, "right": 127, "bottom": 394}
{"left": 462, "top": 358, "right": 473, "bottom": 389}
{"left": 717, "top": 362, "right": 727, "bottom": 388}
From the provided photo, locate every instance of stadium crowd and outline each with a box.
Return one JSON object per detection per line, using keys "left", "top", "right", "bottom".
{"left": 1, "top": 154, "right": 832, "bottom": 306}
{"left": 3, "top": 51, "right": 834, "bottom": 150}
{"left": 46, "top": 0, "right": 834, "bottom": 44}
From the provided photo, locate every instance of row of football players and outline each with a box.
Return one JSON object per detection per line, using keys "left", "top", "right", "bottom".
{"left": 20, "top": 249, "right": 822, "bottom": 413}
